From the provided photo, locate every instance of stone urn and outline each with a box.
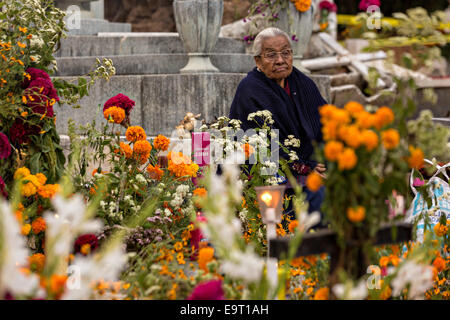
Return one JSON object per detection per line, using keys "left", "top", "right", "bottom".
{"left": 173, "top": 0, "right": 223, "bottom": 73}
{"left": 274, "top": 1, "right": 316, "bottom": 72}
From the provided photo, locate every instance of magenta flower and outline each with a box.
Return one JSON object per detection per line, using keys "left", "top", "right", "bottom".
{"left": 319, "top": 0, "right": 337, "bottom": 12}
{"left": 0, "top": 176, "right": 7, "bottom": 198}
{"left": 412, "top": 177, "right": 425, "bottom": 187}
{"left": 103, "top": 93, "right": 135, "bottom": 116}
{"left": 0, "top": 132, "right": 11, "bottom": 159}
{"left": 187, "top": 280, "right": 224, "bottom": 300}
{"left": 358, "top": 0, "right": 380, "bottom": 12}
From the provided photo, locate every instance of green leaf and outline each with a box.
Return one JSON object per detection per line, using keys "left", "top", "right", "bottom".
{"left": 29, "top": 152, "right": 42, "bottom": 173}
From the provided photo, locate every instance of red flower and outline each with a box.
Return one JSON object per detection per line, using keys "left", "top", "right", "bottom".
{"left": 74, "top": 234, "right": 99, "bottom": 254}
{"left": 0, "top": 132, "right": 11, "bottom": 159}
{"left": 22, "top": 67, "right": 51, "bottom": 88}
{"left": 319, "top": 0, "right": 337, "bottom": 12}
{"left": 358, "top": 0, "right": 380, "bottom": 11}
{"left": 0, "top": 176, "right": 7, "bottom": 199}
{"left": 9, "top": 119, "right": 40, "bottom": 145}
{"left": 103, "top": 93, "right": 135, "bottom": 116}
{"left": 187, "top": 280, "right": 224, "bottom": 300}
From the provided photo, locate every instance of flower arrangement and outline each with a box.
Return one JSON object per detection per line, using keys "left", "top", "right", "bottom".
{"left": 318, "top": 1, "right": 338, "bottom": 32}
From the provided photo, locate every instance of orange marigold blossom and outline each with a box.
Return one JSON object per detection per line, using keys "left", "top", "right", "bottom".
{"left": 355, "top": 111, "right": 376, "bottom": 129}
{"left": 193, "top": 187, "right": 207, "bottom": 197}
{"left": 37, "top": 184, "right": 60, "bottom": 199}
{"left": 379, "top": 256, "right": 390, "bottom": 268}
{"left": 125, "top": 126, "right": 147, "bottom": 142}
{"left": 14, "top": 167, "right": 31, "bottom": 180}
{"left": 288, "top": 220, "right": 299, "bottom": 234}
{"left": 198, "top": 247, "right": 215, "bottom": 272}
{"left": 133, "top": 140, "right": 152, "bottom": 163}
{"left": 294, "top": 0, "right": 312, "bottom": 12}
{"left": 31, "top": 217, "right": 46, "bottom": 234}
{"left": 407, "top": 146, "right": 424, "bottom": 170}
{"left": 344, "top": 101, "right": 364, "bottom": 115}
{"left": 374, "top": 106, "right": 395, "bottom": 130}
{"left": 341, "top": 125, "right": 362, "bottom": 149}
{"left": 21, "top": 224, "right": 31, "bottom": 235}
{"left": 347, "top": 206, "right": 366, "bottom": 223}
{"left": 324, "top": 140, "right": 344, "bottom": 161}
{"left": 103, "top": 106, "right": 125, "bottom": 124}
{"left": 433, "top": 256, "right": 446, "bottom": 273}
{"left": 153, "top": 134, "right": 170, "bottom": 151}
{"left": 381, "top": 129, "right": 400, "bottom": 150}
{"left": 337, "top": 148, "right": 357, "bottom": 171}
{"left": 50, "top": 274, "right": 68, "bottom": 296}
{"left": 313, "top": 287, "right": 329, "bottom": 300}
{"left": 119, "top": 142, "right": 132, "bottom": 159}
{"left": 322, "top": 121, "right": 339, "bottom": 141}
{"left": 434, "top": 223, "right": 448, "bottom": 237}
{"left": 306, "top": 171, "right": 323, "bottom": 192}
{"left": 35, "top": 173, "right": 47, "bottom": 185}
{"left": 29, "top": 253, "right": 45, "bottom": 273}
{"left": 361, "top": 130, "right": 379, "bottom": 152}
{"left": 146, "top": 164, "right": 164, "bottom": 180}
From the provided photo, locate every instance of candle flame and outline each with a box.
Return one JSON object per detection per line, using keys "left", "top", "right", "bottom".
{"left": 261, "top": 192, "right": 273, "bottom": 207}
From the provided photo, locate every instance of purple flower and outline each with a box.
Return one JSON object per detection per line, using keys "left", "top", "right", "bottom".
{"left": 0, "top": 132, "right": 11, "bottom": 159}
{"left": 187, "top": 280, "right": 224, "bottom": 300}
{"left": 358, "top": 0, "right": 380, "bottom": 12}
{"left": 0, "top": 176, "right": 7, "bottom": 199}
{"left": 291, "top": 35, "right": 299, "bottom": 42}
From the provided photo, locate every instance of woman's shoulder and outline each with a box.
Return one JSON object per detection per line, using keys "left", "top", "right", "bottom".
{"left": 237, "top": 68, "right": 267, "bottom": 92}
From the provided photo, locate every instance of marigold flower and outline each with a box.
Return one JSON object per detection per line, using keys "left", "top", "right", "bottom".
{"left": 34, "top": 173, "right": 47, "bottom": 186}
{"left": 322, "top": 121, "right": 339, "bottom": 141}
{"left": 346, "top": 206, "right": 366, "bottom": 223}
{"left": 380, "top": 285, "right": 392, "bottom": 300}
{"left": 433, "top": 256, "right": 446, "bottom": 273}
{"left": 294, "top": 0, "right": 312, "bottom": 12}
{"left": 306, "top": 171, "right": 323, "bottom": 192}
{"left": 146, "top": 164, "right": 164, "bottom": 180}
{"left": 361, "top": 130, "right": 379, "bottom": 152}
{"left": 31, "top": 217, "right": 46, "bottom": 234}
{"left": 21, "top": 182, "right": 37, "bottom": 197}
{"left": 153, "top": 134, "right": 170, "bottom": 151}
{"left": 17, "top": 41, "right": 26, "bottom": 48}
{"left": 21, "top": 223, "right": 31, "bottom": 236}
{"left": 381, "top": 129, "right": 400, "bottom": 150}
{"left": 313, "top": 287, "right": 329, "bottom": 300}
{"left": 337, "top": 148, "right": 357, "bottom": 171}
{"left": 14, "top": 167, "right": 30, "bottom": 180}
{"left": 288, "top": 220, "right": 299, "bottom": 234}
{"left": 374, "top": 106, "right": 395, "bottom": 130}
{"left": 344, "top": 101, "right": 364, "bottom": 115}
{"left": 242, "top": 143, "right": 254, "bottom": 158}
{"left": 103, "top": 106, "right": 125, "bottom": 124}
{"left": 341, "top": 125, "right": 362, "bottom": 149}
{"left": 50, "top": 274, "right": 68, "bottom": 296}
{"left": 125, "top": 126, "right": 146, "bottom": 142}
{"left": 407, "top": 146, "right": 424, "bottom": 170}
{"left": 434, "top": 223, "right": 448, "bottom": 237}
{"left": 133, "top": 139, "right": 152, "bottom": 163}
{"left": 198, "top": 247, "right": 215, "bottom": 272}
{"left": 29, "top": 253, "right": 45, "bottom": 273}
{"left": 119, "top": 142, "right": 132, "bottom": 159}
{"left": 355, "top": 111, "right": 376, "bottom": 129}
{"left": 193, "top": 187, "right": 207, "bottom": 197}
{"left": 324, "top": 141, "right": 343, "bottom": 161}
{"left": 37, "top": 184, "right": 60, "bottom": 198}
{"left": 174, "top": 242, "right": 183, "bottom": 252}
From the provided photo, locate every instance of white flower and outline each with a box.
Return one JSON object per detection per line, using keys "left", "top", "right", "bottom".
{"left": 289, "top": 151, "right": 299, "bottom": 161}
{"left": 296, "top": 210, "right": 321, "bottom": 233}
{"left": 333, "top": 280, "right": 368, "bottom": 300}
{"left": 0, "top": 200, "right": 39, "bottom": 297}
{"left": 135, "top": 174, "right": 146, "bottom": 184}
{"left": 164, "top": 208, "right": 172, "bottom": 217}
{"left": 391, "top": 261, "right": 433, "bottom": 299}
{"left": 221, "top": 248, "right": 265, "bottom": 283}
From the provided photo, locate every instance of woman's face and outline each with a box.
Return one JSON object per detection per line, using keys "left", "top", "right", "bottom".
{"left": 254, "top": 35, "right": 293, "bottom": 85}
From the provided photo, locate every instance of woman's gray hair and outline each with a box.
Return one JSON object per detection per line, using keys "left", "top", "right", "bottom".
{"left": 252, "top": 27, "right": 292, "bottom": 57}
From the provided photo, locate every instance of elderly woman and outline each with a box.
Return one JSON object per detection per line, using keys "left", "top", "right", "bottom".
{"left": 229, "top": 27, "right": 327, "bottom": 226}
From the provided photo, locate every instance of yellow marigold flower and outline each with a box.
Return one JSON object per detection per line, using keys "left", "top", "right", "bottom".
{"left": 361, "top": 130, "right": 379, "bottom": 152}
{"left": 153, "top": 134, "right": 170, "bottom": 151}
{"left": 193, "top": 187, "right": 207, "bottom": 197}
{"left": 434, "top": 223, "right": 448, "bottom": 237}
{"left": 381, "top": 129, "right": 400, "bottom": 150}
{"left": 324, "top": 140, "right": 344, "bottom": 161}
{"left": 119, "top": 142, "right": 132, "bottom": 159}
{"left": 146, "top": 164, "right": 164, "bottom": 180}
{"left": 174, "top": 242, "right": 183, "bottom": 252}
{"left": 306, "top": 171, "right": 323, "bottom": 192}
{"left": 198, "top": 247, "right": 214, "bottom": 272}
{"left": 35, "top": 173, "right": 47, "bottom": 185}
{"left": 21, "top": 182, "right": 38, "bottom": 197}
{"left": 337, "top": 148, "right": 357, "bottom": 171}
{"left": 19, "top": 26, "right": 27, "bottom": 33}
{"left": 31, "top": 217, "right": 46, "bottom": 234}
{"left": 313, "top": 287, "right": 329, "bottom": 300}
{"left": 21, "top": 223, "right": 31, "bottom": 236}
{"left": 17, "top": 41, "right": 26, "bottom": 48}
{"left": 288, "top": 220, "right": 299, "bottom": 234}
{"left": 389, "top": 254, "right": 400, "bottom": 267}
{"left": 341, "top": 125, "right": 362, "bottom": 149}
{"left": 322, "top": 121, "right": 339, "bottom": 141}
{"left": 29, "top": 253, "right": 45, "bottom": 273}
{"left": 433, "top": 256, "right": 446, "bottom": 273}
{"left": 37, "top": 184, "right": 60, "bottom": 199}
{"left": 344, "top": 101, "right": 365, "bottom": 115}
{"left": 81, "top": 243, "right": 91, "bottom": 256}
{"left": 125, "top": 126, "right": 147, "bottom": 142}
{"left": 407, "top": 146, "right": 424, "bottom": 170}
{"left": 103, "top": 106, "right": 125, "bottom": 124}
{"left": 379, "top": 256, "right": 390, "bottom": 268}
{"left": 347, "top": 206, "right": 366, "bottom": 223}
{"left": 14, "top": 167, "right": 31, "bottom": 180}
{"left": 355, "top": 111, "right": 376, "bottom": 129}
{"left": 294, "top": 0, "right": 312, "bottom": 12}
{"left": 374, "top": 106, "right": 395, "bottom": 130}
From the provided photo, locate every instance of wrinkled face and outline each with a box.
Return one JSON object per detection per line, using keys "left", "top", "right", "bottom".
{"left": 255, "top": 35, "right": 293, "bottom": 85}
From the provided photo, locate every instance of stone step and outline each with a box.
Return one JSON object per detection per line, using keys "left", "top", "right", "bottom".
{"left": 54, "top": 33, "right": 246, "bottom": 57}
{"left": 55, "top": 53, "right": 255, "bottom": 76}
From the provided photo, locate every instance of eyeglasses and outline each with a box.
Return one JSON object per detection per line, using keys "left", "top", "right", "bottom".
{"left": 259, "top": 49, "right": 293, "bottom": 61}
